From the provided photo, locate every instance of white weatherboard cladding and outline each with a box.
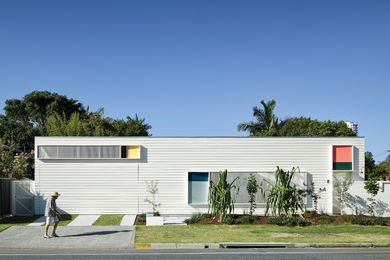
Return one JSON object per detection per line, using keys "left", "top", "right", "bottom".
{"left": 35, "top": 137, "right": 365, "bottom": 215}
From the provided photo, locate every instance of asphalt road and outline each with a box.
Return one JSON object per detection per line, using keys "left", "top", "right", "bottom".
{"left": 1, "top": 248, "right": 390, "bottom": 260}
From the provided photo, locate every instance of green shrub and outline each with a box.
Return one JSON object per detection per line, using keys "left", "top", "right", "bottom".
{"left": 341, "top": 215, "right": 354, "bottom": 223}
{"left": 240, "top": 215, "right": 257, "bottom": 224}
{"left": 222, "top": 215, "right": 236, "bottom": 225}
{"left": 319, "top": 213, "right": 333, "bottom": 224}
{"left": 184, "top": 213, "right": 211, "bottom": 224}
{"left": 268, "top": 215, "right": 311, "bottom": 226}
{"left": 137, "top": 213, "right": 146, "bottom": 223}
{"left": 351, "top": 215, "right": 388, "bottom": 226}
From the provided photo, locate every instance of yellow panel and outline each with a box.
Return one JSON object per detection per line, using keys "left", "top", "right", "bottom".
{"left": 127, "top": 145, "right": 141, "bottom": 159}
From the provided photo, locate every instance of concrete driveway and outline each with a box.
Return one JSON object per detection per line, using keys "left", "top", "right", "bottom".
{"left": 0, "top": 226, "right": 134, "bottom": 249}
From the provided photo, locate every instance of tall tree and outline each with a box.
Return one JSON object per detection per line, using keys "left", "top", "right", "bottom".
{"left": 238, "top": 100, "right": 279, "bottom": 136}
{"left": 46, "top": 112, "right": 152, "bottom": 137}
{"left": 109, "top": 115, "right": 152, "bottom": 136}
{"left": 238, "top": 100, "right": 356, "bottom": 137}
{"left": 365, "top": 152, "right": 376, "bottom": 180}
{"left": 277, "top": 117, "right": 356, "bottom": 137}
{"left": 4, "top": 91, "right": 87, "bottom": 130}
{"left": 375, "top": 156, "right": 390, "bottom": 180}
{"left": 1, "top": 91, "right": 152, "bottom": 151}
{"left": 0, "top": 115, "right": 36, "bottom": 151}
{"left": 46, "top": 112, "right": 89, "bottom": 136}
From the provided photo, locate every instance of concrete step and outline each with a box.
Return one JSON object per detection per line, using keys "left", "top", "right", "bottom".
{"left": 120, "top": 214, "right": 136, "bottom": 226}
{"left": 27, "top": 216, "right": 46, "bottom": 226}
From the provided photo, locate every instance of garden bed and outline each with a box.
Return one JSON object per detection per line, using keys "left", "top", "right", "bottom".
{"left": 184, "top": 212, "right": 390, "bottom": 226}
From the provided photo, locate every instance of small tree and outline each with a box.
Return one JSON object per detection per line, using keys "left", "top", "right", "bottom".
{"left": 144, "top": 180, "right": 161, "bottom": 216}
{"left": 364, "top": 178, "right": 380, "bottom": 216}
{"left": 305, "top": 182, "right": 326, "bottom": 212}
{"left": 246, "top": 173, "right": 258, "bottom": 215}
{"left": 246, "top": 173, "right": 264, "bottom": 215}
{"left": 208, "top": 170, "right": 239, "bottom": 223}
{"left": 333, "top": 172, "right": 353, "bottom": 214}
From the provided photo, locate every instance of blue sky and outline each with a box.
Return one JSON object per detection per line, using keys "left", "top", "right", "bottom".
{"left": 0, "top": 0, "right": 389, "bottom": 161}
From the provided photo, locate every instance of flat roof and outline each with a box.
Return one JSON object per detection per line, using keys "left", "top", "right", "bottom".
{"left": 35, "top": 136, "right": 364, "bottom": 139}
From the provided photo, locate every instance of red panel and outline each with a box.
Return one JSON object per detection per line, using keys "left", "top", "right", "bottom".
{"left": 333, "top": 146, "right": 352, "bottom": 162}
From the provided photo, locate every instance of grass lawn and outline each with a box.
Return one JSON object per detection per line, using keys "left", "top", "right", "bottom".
{"left": 0, "top": 215, "right": 41, "bottom": 232}
{"left": 58, "top": 214, "right": 78, "bottom": 226}
{"left": 136, "top": 225, "right": 390, "bottom": 244}
{"left": 93, "top": 215, "right": 124, "bottom": 226}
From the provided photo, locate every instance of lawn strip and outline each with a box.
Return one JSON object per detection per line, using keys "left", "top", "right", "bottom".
{"left": 0, "top": 225, "right": 10, "bottom": 233}
{"left": 93, "top": 215, "right": 124, "bottom": 226}
{"left": 135, "top": 225, "right": 390, "bottom": 244}
{"left": 58, "top": 214, "right": 78, "bottom": 226}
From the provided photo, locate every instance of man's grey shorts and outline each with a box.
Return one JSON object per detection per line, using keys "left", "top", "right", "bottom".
{"left": 46, "top": 216, "right": 59, "bottom": 225}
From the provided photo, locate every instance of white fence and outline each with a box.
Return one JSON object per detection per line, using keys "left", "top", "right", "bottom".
{"left": 341, "top": 181, "right": 390, "bottom": 217}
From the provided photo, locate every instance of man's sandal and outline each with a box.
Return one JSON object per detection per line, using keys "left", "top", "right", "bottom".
{"left": 43, "top": 235, "right": 50, "bottom": 239}
{"left": 51, "top": 233, "right": 59, "bottom": 237}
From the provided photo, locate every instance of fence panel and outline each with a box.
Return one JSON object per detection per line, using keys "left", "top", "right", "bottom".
{"left": 0, "top": 178, "right": 11, "bottom": 218}
{"left": 11, "top": 180, "right": 34, "bottom": 216}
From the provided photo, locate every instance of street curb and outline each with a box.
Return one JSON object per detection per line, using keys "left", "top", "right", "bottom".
{"left": 135, "top": 243, "right": 220, "bottom": 249}
{"left": 134, "top": 242, "right": 390, "bottom": 249}
{"left": 290, "top": 243, "right": 390, "bottom": 248}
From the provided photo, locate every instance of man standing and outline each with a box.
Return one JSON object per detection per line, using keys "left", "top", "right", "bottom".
{"left": 44, "top": 192, "right": 60, "bottom": 238}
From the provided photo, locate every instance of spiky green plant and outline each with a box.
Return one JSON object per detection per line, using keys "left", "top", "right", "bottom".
{"left": 266, "top": 167, "right": 305, "bottom": 217}
{"left": 208, "top": 170, "right": 239, "bottom": 223}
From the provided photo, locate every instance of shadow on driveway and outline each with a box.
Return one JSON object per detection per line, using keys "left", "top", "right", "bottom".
{"left": 61, "top": 230, "right": 131, "bottom": 237}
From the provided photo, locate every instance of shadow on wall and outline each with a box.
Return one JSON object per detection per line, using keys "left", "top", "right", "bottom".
{"left": 345, "top": 192, "right": 390, "bottom": 216}
{"left": 35, "top": 193, "right": 73, "bottom": 216}
{"left": 353, "top": 146, "right": 364, "bottom": 181}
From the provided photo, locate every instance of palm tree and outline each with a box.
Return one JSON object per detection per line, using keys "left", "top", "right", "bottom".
{"left": 238, "top": 99, "right": 279, "bottom": 136}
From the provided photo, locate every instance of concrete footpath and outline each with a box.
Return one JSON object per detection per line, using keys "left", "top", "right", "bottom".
{"left": 0, "top": 226, "right": 134, "bottom": 249}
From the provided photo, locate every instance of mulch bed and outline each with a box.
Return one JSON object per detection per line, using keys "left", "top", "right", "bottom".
{"left": 135, "top": 212, "right": 390, "bottom": 226}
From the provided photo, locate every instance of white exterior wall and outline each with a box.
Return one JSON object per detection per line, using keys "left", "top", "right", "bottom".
{"left": 34, "top": 137, "right": 365, "bottom": 215}
{"left": 342, "top": 181, "right": 390, "bottom": 217}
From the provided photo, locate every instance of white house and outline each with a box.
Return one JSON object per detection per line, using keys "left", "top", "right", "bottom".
{"left": 34, "top": 136, "right": 365, "bottom": 216}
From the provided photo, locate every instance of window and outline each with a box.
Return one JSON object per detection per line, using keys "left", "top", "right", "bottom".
{"left": 333, "top": 145, "right": 353, "bottom": 171}
{"left": 58, "top": 146, "right": 77, "bottom": 159}
{"left": 187, "top": 171, "right": 309, "bottom": 206}
{"left": 120, "top": 145, "right": 141, "bottom": 159}
{"left": 101, "top": 146, "right": 119, "bottom": 158}
{"left": 37, "top": 145, "right": 134, "bottom": 159}
{"left": 79, "top": 146, "right": 100, "bottom": 159}
{"left": 188, "top": 172, "right": 209, "bottom": 204}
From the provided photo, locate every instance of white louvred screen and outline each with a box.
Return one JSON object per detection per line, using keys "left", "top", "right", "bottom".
{"left": 58, "top": 146, "right": 77, "bottom": 158}
{"left": 79, "top": 146, "right": 99, "bottom": 158}
{"left": 100, "top": 146, "right": 119, "bottom": 158}
{"left": 38, "top": 146, "right": 57, "bottom": 159}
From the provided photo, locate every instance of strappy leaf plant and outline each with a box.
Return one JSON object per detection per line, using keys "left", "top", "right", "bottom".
{"left": 266, "top": 167, "right": 305, "bottom": 217}
{"left": 208, "top": 170, "right": 239, "bottom": 223}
